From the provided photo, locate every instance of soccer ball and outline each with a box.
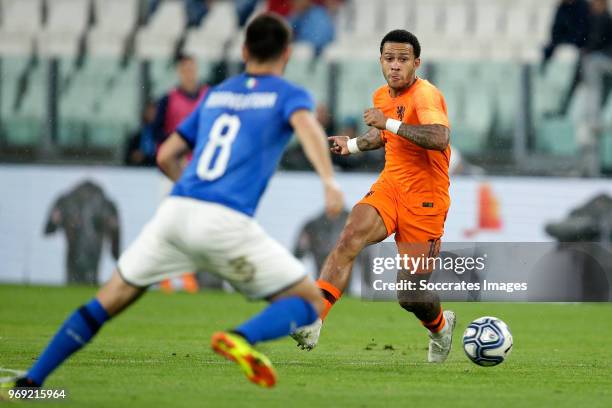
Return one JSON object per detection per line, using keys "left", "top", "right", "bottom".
{"left": 462, "top": 316, "right": 513, "bottom": 366}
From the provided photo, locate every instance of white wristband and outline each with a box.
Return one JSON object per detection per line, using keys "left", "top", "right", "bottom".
{"left": 347, "top": 138, "right": 361, "bottom": 154}
{"left": 385, "top": 118, "right": 402, "bottom": 134}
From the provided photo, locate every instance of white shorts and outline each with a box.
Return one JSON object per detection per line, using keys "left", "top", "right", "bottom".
{"left": 118, "top": 196, "right": 306, "bottom": 299}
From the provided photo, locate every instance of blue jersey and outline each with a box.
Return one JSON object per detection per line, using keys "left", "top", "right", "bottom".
{"left": 171, "top": 73, "right": 314, "bottom": 216}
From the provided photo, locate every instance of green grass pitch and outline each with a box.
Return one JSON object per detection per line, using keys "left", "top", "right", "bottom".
{"left": 1, "top": 285, "right": 611, "bottom": 407}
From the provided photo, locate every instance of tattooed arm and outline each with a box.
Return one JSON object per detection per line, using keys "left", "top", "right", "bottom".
{"left": 329, "top": 127, "right": 383, "bottom": 155}
{"left": 357, "top": 127, "right": 384, "bottom": 151}
{"left": 395, "top": 123, "right": 449, "bottom": 151}
{"left": 363, "top": 108, "right": 450, "bottom": 151}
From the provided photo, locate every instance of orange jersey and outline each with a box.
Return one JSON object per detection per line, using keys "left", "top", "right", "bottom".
{"left": 372, "top": 78, "right": 451, "bottom": 216}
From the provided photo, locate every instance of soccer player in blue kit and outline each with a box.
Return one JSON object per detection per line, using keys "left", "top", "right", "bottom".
{"left": 7, "top": 14, "right": 343, "bottom": 389}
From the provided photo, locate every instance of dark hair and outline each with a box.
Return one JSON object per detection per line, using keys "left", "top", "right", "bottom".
{"left": 245, "top": 13, "right": 292, "bottom": 62}
{"left": 379, "top": 30, "right": 421, "bottom": 58}
{"left": 175, "top": 52, "right": 195, "bottom": 65}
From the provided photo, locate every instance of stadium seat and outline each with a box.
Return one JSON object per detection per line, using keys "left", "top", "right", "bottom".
{"left": 334, "top": 60, "right": 384, "bottom": 131}
{"left": 0, "top": 57, "right": 30, "bottom": 120}
{"left": 87, "top": 0, "right": 139, "bottom": 58}
{"left": 504, "top": 0, "right": 534, "bottom": 40}
{"left": 602, "top": 131, "right": 612, "bottom": 170}
{"left": 478, "top": 61, "right": 521, "bottom": 138}
{"left": 501, "top": 0, "right": 557, "bottom": 62}
{"left": 89, "top": 62, "right": 139, "bottom": 148}
{"left": 473, "top": 0, "right": 506, "bottom": 39}
{"left": 451, "top": 87, "right": 495, "bottom": 155}
{"left": 183, "top": 1, "right": 239, "bottom": 61}
{"left": 37, "top": 0, "right": 91, "bottom": 57}
{"left": 535, "top": 117, "right": 576, "bottom": 156}
{"left": 531, "top": 46, "right": 578, "bottom": 118}
{"left": 349, "top": 0, "right": 381, "bottom": 38}
{"left": 603, "top": 94, "right": 612, "bottom": 127}
{"left": 532, "top": 2, "right": 555, "bottom": 45}
{"left": 0, "top": 0, "right": 42, "bottom": 56}
{"left": 410, "top": 0, "right": 449, "bottom": 59}
{"left": 381, "top": 0, "right": 410, "bottom": 33}
{"left": 439, "top": 0, "right": 479, "bottom": 59}
{"left": 469, "top": 0, "right": 510, "bottom": 60}
{"left": 434, "top": 61, "right": 494, "bottom": 154}
{"left": 3, "top": 60, "right": 45, "bottom": 145}
{"left": 135, "top": 0, "right": 186, "bottom": 58}
{"left": 442, "top": 0, "right": 472, "bottom": 38}
{"left": 601, "top": 98, "right": 612, "bottom": 169}
{"left": 412, "top": 0, "right": 445, "bottom": 38}
{"left": 284, "top": 43, "right": 328, "bottom": 105}
{"left": 149, "top": 58, "right": 177, "bottom": 100}
{"left": 56, "top": 57, "right": 136, "bottom": 148}
{"left": 57, "top": 58, "right": 139, "bottom": 149}
{"left": 323, "top": 37, "right": 380, "bottom": 61}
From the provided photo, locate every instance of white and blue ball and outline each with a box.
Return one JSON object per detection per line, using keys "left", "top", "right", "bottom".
{"left": 462, "top": 316, "right": 513, "bottom": 366}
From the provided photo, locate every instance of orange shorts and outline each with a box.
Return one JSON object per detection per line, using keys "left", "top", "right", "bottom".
{"left": 358, "top": 178, "right": 447, "bottom": 273}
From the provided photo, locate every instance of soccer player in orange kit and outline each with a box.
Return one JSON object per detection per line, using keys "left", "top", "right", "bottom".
{"left": 292, "top": 30, "right": 456, "bottom": 362}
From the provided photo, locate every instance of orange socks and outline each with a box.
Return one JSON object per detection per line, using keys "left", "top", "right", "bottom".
{"left": 160, "top": 273, "right": 199, "bottom": 293}
{"left": 316, "top": 280, "right": 342, "bottom": 320}
{"left": 422, "top": 308, "right": 446, "bottom": 334}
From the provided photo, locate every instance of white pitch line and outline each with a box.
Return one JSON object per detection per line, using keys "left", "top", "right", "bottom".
{"left": 0, "top": 367, "right": 26, "bottom": 382}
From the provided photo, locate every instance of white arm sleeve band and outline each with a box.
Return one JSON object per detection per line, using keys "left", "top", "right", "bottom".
{"left": 385, "top": 118, "right": 402, "bottom": 134}
{"left": 347, "top": 138, "right": 361, "bottom": 154}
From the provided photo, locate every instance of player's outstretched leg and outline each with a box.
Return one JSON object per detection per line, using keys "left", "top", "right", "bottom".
{"left": 292, "top": 204, "right": 388, "bottom": 350}
{"left": 396, "top": 258, "right": 456, "bottom": 363}
{"left": 7, "top": 271, "right": 145, "bottom": 388}
{"left": 211, "top": 277, "right": 323, "bottom": 388}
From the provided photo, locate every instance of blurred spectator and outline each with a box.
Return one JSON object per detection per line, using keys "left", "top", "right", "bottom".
{"left": 236, "top": 0, "right": 295, "bottom": 21}
{"left": 266, "top": 0, "right": 340, "bottom": 16}
{"left": 185, "top": 0, "right": 211, "bottom": 27}
{"left": 268, "top": 0, "right": 293, "bottom": 16}
{"left": 542, "top": 0, "right": 590, "bottom": 65}
{"left": 316, "top": 103, "right": 335, "bottom": 135}
{"left": 289, "top": 0, "right": 336, "bottom": 55}
{"left": 125, "top": 102, "right": 158, "bottom": 167}
{"left": 582, "top": 0, "right": 612, "bottom": 108}
{"left": 44, "top": 181, "right": 120, "bottom": 286}
{"left": 153, "top": 54, "right": 208, "bottom": 148}
{"left": 147, "top": 0, "right": 161, "bottom": 16}
{"left": 148, "top": 0, "right": 210, "bottom": 27}
{"left": 236, "top": 0, "right": 259, "bottom": 26}
{"left": 542, "top": 0, "right": 590, "bottom": 117}
{"left": 235, "top": 0, "right": 293, "bottom": 27}
{"left": 236, "top": 0, "right": 343, "bottom": 31}
{"left": 152, "top": 54, "right": 207, "bottom": 293}
{"left": 321, "top": 0, "right": 343, "bottom": 16}
{"left": 576, "top": 0, "right": 612, "bottom": 177}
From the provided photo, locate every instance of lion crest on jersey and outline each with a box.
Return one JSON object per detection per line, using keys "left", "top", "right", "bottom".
{"left": 396, "top": 105, "right": 405, "bottom": 121}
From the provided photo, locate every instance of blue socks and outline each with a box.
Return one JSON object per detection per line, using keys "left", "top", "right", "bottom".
{"left": 235, "top": 296, "right": 318, "bottom": 344}
{"left": 27, "top": 298, "right": 109, "bottom": 386}
{"left": 24, "top": 296, "right": 317, "bottom": 384}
